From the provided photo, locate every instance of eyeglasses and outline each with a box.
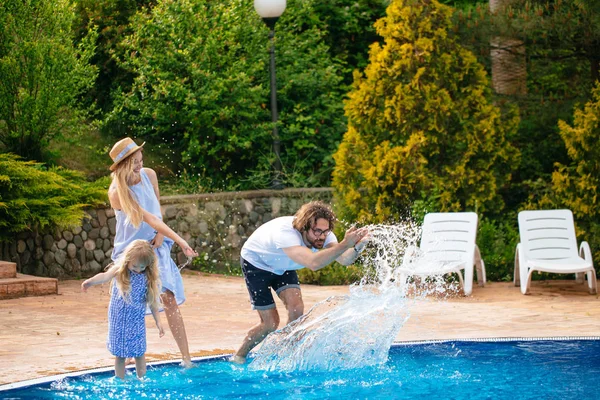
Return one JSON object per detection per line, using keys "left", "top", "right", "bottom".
{"left": 310, "top": 228, "right": 331, "bottom": 237}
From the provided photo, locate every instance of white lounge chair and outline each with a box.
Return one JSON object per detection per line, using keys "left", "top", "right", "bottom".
{"left": 401, "top": 212, "right": 486, "bottom": 296}
{"left": 514, "top": 209, "right": 597, "bottom": 295}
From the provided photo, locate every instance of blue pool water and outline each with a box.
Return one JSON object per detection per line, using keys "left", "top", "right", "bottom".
{"left": 3, "top": 339, "right": 600, "bottom": 399}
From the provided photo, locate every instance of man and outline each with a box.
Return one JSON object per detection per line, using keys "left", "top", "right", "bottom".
{"left": 231, "top": 201, "right": 369, "bottom": 363}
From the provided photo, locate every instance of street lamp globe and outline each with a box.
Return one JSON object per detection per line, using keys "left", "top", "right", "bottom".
{"left": 254, "top": 0, "right": 286, "bottom": 19}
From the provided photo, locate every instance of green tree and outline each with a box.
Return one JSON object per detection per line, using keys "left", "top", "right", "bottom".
{"left": 482, "top": 0, "right": 600, "bottom": 83}
{"left": 0, "top": 0, "right": 97, "bottom": 161}
{"left": 454, "top": 0, "right": 600, "bottom": 209}
{"left": 332, "top": 0, "right": 519, "bottom": 223}
{"left": 73, "top": 0, "right": 156, "bottom": 112}
{"left": 313, "top": 0, "right": 390, "bottom": 85}
{"left": 0, "top": 154, "right": 107, "bottom": 242}
{"left": 544, "top": 82, "right": 600, "bottom": 261}
{"left": 105, "top": 0, "right": 345, "bottom": 190}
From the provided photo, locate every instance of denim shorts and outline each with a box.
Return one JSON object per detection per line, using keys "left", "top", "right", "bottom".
{"left": 241, "top": 258, "right": 300, "bottom": 310}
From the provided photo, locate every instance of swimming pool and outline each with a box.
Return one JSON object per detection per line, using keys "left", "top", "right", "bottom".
{"left": 3, "top": 337, "right": 599, "bottom": 399}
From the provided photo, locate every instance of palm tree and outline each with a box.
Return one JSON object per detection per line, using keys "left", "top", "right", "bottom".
{"left": 489, "top": 0, "right": 526, "bottom": 95}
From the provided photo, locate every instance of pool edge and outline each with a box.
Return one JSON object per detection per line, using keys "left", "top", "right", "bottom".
{"left": 391, "top": 335, "right": 600, "bottom": 346}
{"left": 0, "top": 353, "right": 232, "bottom": 392}
{"left": 3, "top": 336, "right": 600, "bottom": 392}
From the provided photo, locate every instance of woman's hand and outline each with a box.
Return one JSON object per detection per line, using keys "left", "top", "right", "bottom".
{"left": 157, "top": 323, "right": 165, "bottom": 338}
{"left": 150, "top": 233, "right": 164, "bottom": 249}
{"left": 181, "top": 243, "right": 198, "bottom": 258}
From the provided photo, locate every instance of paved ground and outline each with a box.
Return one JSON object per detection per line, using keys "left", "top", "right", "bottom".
{"left": 1, "top": 271, "right": 599, "bottom": 386}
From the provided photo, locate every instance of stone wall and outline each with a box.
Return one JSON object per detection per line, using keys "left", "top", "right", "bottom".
{"left": 2, "top": 188, "right": 332, "bottom": 279}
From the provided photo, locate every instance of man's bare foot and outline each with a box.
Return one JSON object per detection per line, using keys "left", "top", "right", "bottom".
{"left": 229, "top": 355, "right": 246, "bottom": 364}
{"left": 180, "top": 359, "right": 195, "bottom": 369}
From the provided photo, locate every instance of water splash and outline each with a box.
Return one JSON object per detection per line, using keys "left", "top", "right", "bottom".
{"left": 249, "top": 287, "right": 409, "bottom": 371}
{"left": 178, "top": 257, "right": 192, "bottom": 271}
{"left": 249, "top": 221, "right": 461, "bottom": 372}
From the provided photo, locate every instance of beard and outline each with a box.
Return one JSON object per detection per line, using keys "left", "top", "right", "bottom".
{"left": 307, "top": 237, "right": 325, "bottom": 249}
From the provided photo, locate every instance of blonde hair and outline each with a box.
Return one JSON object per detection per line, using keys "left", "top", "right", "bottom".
{"left": 108, "top": 239, "right": 162, "bottom": 309}
{"left": 292, "top": 201, "right": 336, "bottom": 233}
{"left": 111, "top": 150, "right": 144, "bottom": 227}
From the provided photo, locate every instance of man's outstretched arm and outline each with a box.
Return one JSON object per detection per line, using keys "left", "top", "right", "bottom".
{"left": 283, "top": 226, "right": 368, "bottom": 271}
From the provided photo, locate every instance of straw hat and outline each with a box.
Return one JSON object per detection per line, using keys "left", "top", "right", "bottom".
{"left": 109, "top": 137, "right": 145, "bottom": 171}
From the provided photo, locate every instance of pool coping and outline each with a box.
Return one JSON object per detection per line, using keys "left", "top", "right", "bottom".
{"left": 2, "top": 336, "right": 600, "bottom": 392}
{"left": 391, "top": 335, "right": 600, "bottom": 346}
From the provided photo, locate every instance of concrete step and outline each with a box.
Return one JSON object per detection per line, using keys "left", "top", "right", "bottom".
{"left": 0, "top": 261, "right": 17, "bottom": 279}
{"left": 0, "top": 273, "right": 58, "bottom": 300}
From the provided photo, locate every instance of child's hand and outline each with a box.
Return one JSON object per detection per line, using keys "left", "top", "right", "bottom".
{"left": 81, "top": 280, "right": 91, "bottom": 292}
{"left": 157, "top": 323, "right": 165, "bottom": 338}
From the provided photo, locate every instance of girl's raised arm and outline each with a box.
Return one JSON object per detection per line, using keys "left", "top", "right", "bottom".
{"left": 81, "top": 268, "right": 118, "bottom": 292}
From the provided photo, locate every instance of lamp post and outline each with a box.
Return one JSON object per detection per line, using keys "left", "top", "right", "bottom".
{"left": 254, "top": 0, "right": 286, "bottom": 190}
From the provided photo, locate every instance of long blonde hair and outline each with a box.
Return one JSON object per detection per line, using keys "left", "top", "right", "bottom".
{"left": 111, "top": 150, "right": 144, "bottom": 228}
{"left": 108, "top": 239, "right": 162, "bottom": 309}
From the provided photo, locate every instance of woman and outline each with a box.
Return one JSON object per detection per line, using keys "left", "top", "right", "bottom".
{"left": 108, "top": 137, "right": 198, "bottom": 367}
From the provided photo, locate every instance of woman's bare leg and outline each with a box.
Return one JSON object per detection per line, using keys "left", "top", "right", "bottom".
{"left": 161, "top": 290, "right": 192, "bottom": 367}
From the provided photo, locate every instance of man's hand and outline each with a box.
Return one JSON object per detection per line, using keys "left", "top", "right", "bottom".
{"left": 354, "top": 233, "right": 371, "bottom": 253}
{"left": 342, "top": 226, "right": 369, "bottom": 248}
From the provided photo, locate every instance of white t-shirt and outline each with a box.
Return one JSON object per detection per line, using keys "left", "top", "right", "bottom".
{"left": 240, "top": 216, "right": 338, "bottom": 275}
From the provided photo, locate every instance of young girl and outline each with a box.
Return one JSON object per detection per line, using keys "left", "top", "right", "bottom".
{"left": 82, "top": 239, "right": 165, "bottom": 379}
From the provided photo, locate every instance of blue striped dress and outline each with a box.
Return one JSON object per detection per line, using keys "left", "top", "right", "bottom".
{"left": 107, "top": 271, "right": 148, "bottom": 358}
